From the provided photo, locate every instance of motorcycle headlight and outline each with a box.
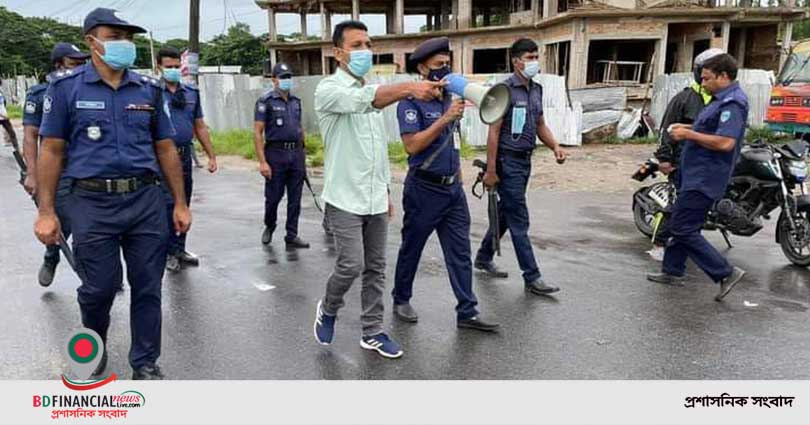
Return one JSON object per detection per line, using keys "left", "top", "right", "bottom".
{"left": 789, "top": 160, "right": 808, "bottom": 182}
{"left": 804, "top": 98, "right": 810, "bottom": 107}
{"left": 771, "top": 97, "right": 785, "bottom": 106}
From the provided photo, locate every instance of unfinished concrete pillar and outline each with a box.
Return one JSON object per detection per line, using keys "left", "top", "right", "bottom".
{"left": 720, "top": 21, "right": 731, "bottom": 52}
{"left": 441, "top": 0, "right": 451, "bottom": 29}
{"left": 457, "top": 0, "right": 472, "bottom": 29}
{"left": 320, "top": 3, "right": 331, "bottom": 41}
{"left": 267, "top": 8, "right": 277, "bottom": 42}
{"left": 736, "top": 28, "right": 747, "bottom": 67}
{"left": 452, "top": 0, "right": 460, "bottom": 29}
{"left": 352, "top": 0, "right": 360, "bottom": 21}
{"left": 569, "top": 18, "right": 588, "bottom": 88}
{"left": 426, "top": 14, "right": 434, "bottom": 31}
{"left": 435, "top": 10, "right": 442, "bottom": 29}
{"left": 394, "top": 0, "right": 405, "bottom": 34}
{"left": 656, "top": 27, "right": 668, "bottom": 77}
{"left": 781, "top": 21, "right": 793, "bottom": 69}
{"left": 386, "top": 6, "right": 395, "bottom": 34}
{"left": 531, "top": 0, "right": 541, "bottom": 22}
{"left": 300, "top": 11, "right": 308, "bottom": 39}
{"left": 483, "top": 8, "right": 491, "bottom": 26}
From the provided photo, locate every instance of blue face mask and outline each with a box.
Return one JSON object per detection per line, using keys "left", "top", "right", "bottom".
{"left": 347, "top": 49, "right": 373, "bottom": 78}
{"left": 278, "top": 78, "right": 293, "bottom": 91}
{"left": 93, "top": 37, "right": 137, "bottom": 70}
{"left": 521, "top": 60, "right": 539, "bottom": 79}
{"left": 511, "top": 106, "right": 527, "bottom": 136}
{"left": 163, "top": 68, "right": 182, "bottom": 83}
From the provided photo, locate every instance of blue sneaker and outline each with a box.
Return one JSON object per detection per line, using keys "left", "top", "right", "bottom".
{"left": 360, "top": 333, "right": 403, "bottom": 359}
{"left": 313, "top": 300, "right": 336, "bottom": 345}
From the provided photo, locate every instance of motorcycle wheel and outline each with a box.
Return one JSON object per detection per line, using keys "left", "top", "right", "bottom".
{"left": 777, "top": 211, "right": 810, "bottom": 267}
{"left": 633, "top": 184, "right": 668, "bottom": 238}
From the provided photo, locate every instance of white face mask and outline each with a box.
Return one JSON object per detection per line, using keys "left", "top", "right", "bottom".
{"left": 521, "top": 60, "right": 540, "bottom": 79}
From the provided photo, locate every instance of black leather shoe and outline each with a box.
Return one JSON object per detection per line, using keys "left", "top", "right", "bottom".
{"left": 91, "top": 351, "right": 108, "bottom": 378}
{"left": 132, "top": 365, "right": 164, "bottom": 380}
{"left": 525, "top": 279, "right": 560, "bottom": 295}
{"left": 457, "top": 315, "right": 500, "bottom": 332}
{"left": 285, "top": 236, "right": 310, "bottom": 249}
{"left": 646, "top": 272, "right": 685, "bottom": 286}
{"left": 393, "top": 303, "right": 418, "bottom": 323}
{"left": 38, "top": 260, "right": 57, "bottom": 287}
{"left": 177, "top": 250, "right": 200, "bottom": 266}
{"left": 165, "top": 255, "right": 181, "bottom": 272}
{"left": 715, "top": 266, "right": 745, "bottom": 302}
{"left": 474, "top": 261, "right": 509, "bottom": 278}
{"left": 261, "top": 227, "right": 272, "bottom": 245}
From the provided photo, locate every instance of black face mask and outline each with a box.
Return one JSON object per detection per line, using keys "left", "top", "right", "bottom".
{"left": 170, "top": 90, "right": 186, "bottom": 109}
{"left": 427, "top": 65, "right": 451, "bottom": 82}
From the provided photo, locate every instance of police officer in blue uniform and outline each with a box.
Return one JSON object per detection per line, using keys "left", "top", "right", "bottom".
{"left": 474, "top": 38, "right": 567, "bottom": 296}
{"left": 34, "top": 8, "right": 191, "bottom": 380}
{"left": 391, "top": 37, "right": 499, "bottom": 332}
{"left": 156, "top": 46, "right": 218, "bottom": 272}
{"left": 22, "top": 42, "right": 90, "bottom": 287}
{"left": 254, "top": 63, "right": 309, "bottom": 249}
{"left": 647, "top": 53, "right": 747, "bottom": 301}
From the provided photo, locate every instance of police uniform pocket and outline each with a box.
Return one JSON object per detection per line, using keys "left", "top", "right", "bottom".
{"left": 76, "top": 113, "right": 111, "bottom": 143}
{"left": 126, "top": 110, "right": 152, "bottom": 128}
{"left": 272, "top": 111, "right": 286, "bottom": 127}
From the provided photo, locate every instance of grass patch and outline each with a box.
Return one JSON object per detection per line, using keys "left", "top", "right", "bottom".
{"left": 6, "top": 104, "right": 22, "bottom": 120}
{"left": 746, "top": 126, "right": 792, "bottom": 144}
{"left": 604, "top": 135, "right": 658, "bottom": 145}
{"left": 211, "top": 128, "right": 479, "bottom": 168}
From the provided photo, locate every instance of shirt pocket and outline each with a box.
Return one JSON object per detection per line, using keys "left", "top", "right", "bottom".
{"left": 125, "top": 109, "right": 154, "bottom": 143}
{"left": 75, "top": 112, "right": 112, "bottom": 144}
{"left": 272, "top": 110, "right": 287, "bottom": 127}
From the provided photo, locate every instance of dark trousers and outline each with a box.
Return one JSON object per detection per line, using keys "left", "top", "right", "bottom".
{"left": 43, "top": 178, "right": 74, "bottom": 264}
{"left": 264, "top": 145, "right": 305, "bottom": 241}
{"left": 476, "top": 155, "right": 542, "bottom": 284}
{"left": 662, "top": 190, "right": 733, "bottom": 283}
{"left": 65, "top": 184, "right": 168, "bottom": 369}
{"left": 393, "top": 177, "right": 478, "bottom": 320}
{"left": 166, "top": 149, "right": 193, "bottom": 255}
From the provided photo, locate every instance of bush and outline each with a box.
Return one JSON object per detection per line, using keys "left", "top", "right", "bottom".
{"left": 6, "top": 104, "right": 22, "bottom": 120}
{"left": 746, "top": 126, "right": 792, "bottom": 144}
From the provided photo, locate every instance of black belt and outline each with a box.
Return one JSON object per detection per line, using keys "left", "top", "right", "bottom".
{"left": 413, "top": 168, "right": 460, "bottom": 186}
{"left": 176, "top": 145, "right": 192, "bottom": 156}
{"left": 266, "top": 140, "right": 302, "bottom": 150}
{"left": 499, "top": 149, "right": 533, "bottom": 160}
{"left": 74, "top": 175, "right": 159, "bottom": 194}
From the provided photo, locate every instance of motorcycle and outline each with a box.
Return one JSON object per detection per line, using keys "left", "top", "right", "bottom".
{"left": 631, "top": 139, "right": 810, "bottom": 267}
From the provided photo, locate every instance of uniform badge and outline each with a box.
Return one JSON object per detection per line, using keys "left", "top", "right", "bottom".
{"left": 43, "top": 95, "right": 52, "bottom": 114}
{"left": 87, "top": 126, "right": 101, "bottom": 141}
{"left": 25, "top": 101, "right": 36, "bottom": 114}
{"left": 276, "top": 117, "right": 284, "bottom": 126}
{"left": 720, "top": 110, "right": 731, "bottom": 123}
{"left": 258, "top": 103, "right": 266, "bottom": 113}
{"left": 404, "top": 109, "right": 418, "bottom": 124}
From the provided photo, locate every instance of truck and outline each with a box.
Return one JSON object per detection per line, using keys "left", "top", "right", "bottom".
{"left": 766, "top": 40, "right": 810, "bottom": 136}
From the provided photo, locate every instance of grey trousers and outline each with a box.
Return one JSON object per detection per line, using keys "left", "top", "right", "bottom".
{"left": 322, "top": 203, "right": 388, "bottom": 337}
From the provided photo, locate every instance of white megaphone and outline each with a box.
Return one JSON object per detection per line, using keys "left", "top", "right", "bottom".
{"left": 444, "top": 73, "right": 511, "bottom": 124}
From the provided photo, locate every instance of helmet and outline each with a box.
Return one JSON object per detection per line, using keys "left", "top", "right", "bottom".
{"left": 693, "top": 48, "right": 724, "bottom": 82}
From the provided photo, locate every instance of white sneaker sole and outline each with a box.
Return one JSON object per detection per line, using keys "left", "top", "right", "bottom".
{"left": 313, "top": 300, "right": 332, "bottom": 346}
{"left": 360, "top": 339, "right": 403, "bottom": 359}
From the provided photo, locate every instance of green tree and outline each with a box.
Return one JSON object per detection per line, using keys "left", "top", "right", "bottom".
{"left": 201, "top": 23, "right": 266, "bottom": 75}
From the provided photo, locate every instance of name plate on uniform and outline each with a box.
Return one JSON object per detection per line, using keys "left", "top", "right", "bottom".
{"left": 76, "top": 100, "right": 106, "bottom": 110}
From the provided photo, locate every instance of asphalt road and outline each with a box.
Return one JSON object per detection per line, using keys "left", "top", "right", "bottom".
{"left": 0, "top": 145, "right": 808, "bottom": 380}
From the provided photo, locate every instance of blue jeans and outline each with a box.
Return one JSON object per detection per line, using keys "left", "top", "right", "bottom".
{"left": 662, "top": 190, "right": 733, "bottom": 282}
{"left": 393, "top": 175, "right": 478, "bottom": 320}
{"left": 475, "top": 155, "right": 542, "bottom": 284}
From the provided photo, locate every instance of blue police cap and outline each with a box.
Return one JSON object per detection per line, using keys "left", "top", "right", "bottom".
{"left": 50, "top": 42, "right": 90, "bottom": 63}
{"left": 272, "top": 63, "right": 293, "bottom": 78}
{"left": 409, "top": 37, "right": 450, "bottom": 66}
{"left": 83, "top": 8, "right": 147, "bottom": 35}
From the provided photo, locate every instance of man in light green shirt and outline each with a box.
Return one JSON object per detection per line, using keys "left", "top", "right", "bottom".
{"left": 312, "top": 20, "right": 443, "bottom": 359}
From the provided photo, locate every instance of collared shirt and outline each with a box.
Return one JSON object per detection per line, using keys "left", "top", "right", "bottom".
{"left": 654, "top": 83, "right": 712, "bottom": 163}
{"left": 164, "top": 83, "right": 203, "bottom": 146}
{"left": 254, "top": 89, "right": 303, "bottom": 143}
{"left": 22, "top": 83, "right": 48, "bottom": 128}
{"left": 39, "top": 63, "right": 175, "bottom": 180}
{"left": 679, "top": 82, "right": 749, "bottom": 200}
{"left": 499, "top": 73, "right": 544, "bottom": 152}
{"left": 314, "top": 67, "right": 390, "bottom": 216}
{"left": 397, "top": 95, "right": 459, "bottom": 176}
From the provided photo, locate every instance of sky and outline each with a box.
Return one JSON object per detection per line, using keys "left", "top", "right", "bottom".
{"left": 1, "top": 0, "right": 428, "bottom": 42}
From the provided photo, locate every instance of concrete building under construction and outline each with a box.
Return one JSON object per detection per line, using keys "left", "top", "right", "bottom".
{"left": 254, "top": 0, "right": 806, "bottom": 97}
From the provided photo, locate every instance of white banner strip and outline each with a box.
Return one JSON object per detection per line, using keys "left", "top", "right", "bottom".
{"left": 1, "top": 380, "right": 807, "bottom": 425}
